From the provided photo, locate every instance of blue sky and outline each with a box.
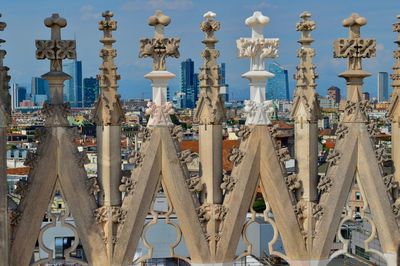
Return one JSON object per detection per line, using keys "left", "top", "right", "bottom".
{"left": 0, "top": 0, "right": 399, "bottom": 100}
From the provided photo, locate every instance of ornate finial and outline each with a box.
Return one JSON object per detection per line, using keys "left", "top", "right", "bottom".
{"left": 237, "top": 11, "right": 278, "bottom": 72}
{"left": 148, "top": 10, "right": 171, "bottom": 39}
{"left": 200, "top": 11, "right": 220, "bottom": 42}
{"left": 93, "top": 10, "right": 124, "bottom": 126}
{"left": 36, "top": 14, "right": 76, "bottom": 73}
{"left": 296, "top": 11, "right": 316, "bottom": 45}
{"left": 245, "top": 11, "right": 269, "bottom": 39}
{"left": 139, "top": 10, "right": 179, "bottom": 71}
{"left": 391, "top": 15, "right": 400, "bottom": 90}
{"left": 291, "top": 11, "right": 320, "bottom": 123}
{"left": 237, "top": 11, "right": 278, "bottom": 125}
{"left": 0, "top": 13, "right": 11, "bottom": 124}
{"left": 333, "top": 13, "right": 375, "bottom": 103}
{"left": 388, "top": 15, "right": 400, "bottom": 122}
{"left": 194, "top": 11, "right": 226, "bottom": 125}
{"left": 99, "top": 10, "right": 117, "bottom": 41}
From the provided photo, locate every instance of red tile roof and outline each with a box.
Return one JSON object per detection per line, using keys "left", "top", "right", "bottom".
{"left": 7, "top": 167, "right": 30, "bottom": 175}
{"left": 180, "top": 140, "right": 240, "bottom": 172}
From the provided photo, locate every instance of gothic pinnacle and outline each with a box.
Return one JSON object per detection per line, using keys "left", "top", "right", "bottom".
{"left": 194, "top": 11, "right": 225, "bottom": 125}
{"left": 94, "top": 10, "right": 124, "bottom": 126}
{"left": 291, "top": 11, "right": 320, "bottom": 123}
{"left": 237, "top": 11, "right": 278, "bottom": 125}
{"left": 36, "top": 14, "right": 76, "bottom": 106}
{"left": 139, "top": 10, "right": 180, "bottom": 71}
{"left": 0, "top": 13, "right": 11, "bottom": 125}
{"left": 333, "top": 13, "right": 375, "bottom": 104}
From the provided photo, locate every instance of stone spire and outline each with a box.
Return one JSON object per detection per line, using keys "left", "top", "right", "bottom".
{"left": 237, "top": 11, "right": 279, "bottom": 125}
{"left": 194, "top": 11, "right": 226, "bottom": 125}
{"left": 93, "top": 11, "right": 124, "bottom": 126}
{"left": 291, "top": 11, "right": 320, "bottom": 123}
{"left": 389, "top": 15, "right": 400, "bottom": 121}
{"left": 139, "top": 10, "right": 179, "bottom": 126}
{"left": 333, "top": 13, "right": 376, "bottom": 105}
{"left": 93, "top": 12, "right": 123, "bottom": 260}
{"left": 0, "top": 15, "right": 10, "bottom": 125}
{"left": 290, "top": 12, "right": 321, "bottom": 251}
{"left": 36, "top": 14, "right": 76, "bottom": 127}
{"left": 0, "top": 13, "right": 10, "bottom": 266}
{"left": 389, "top": 15, "right": 400, "bottom": 185}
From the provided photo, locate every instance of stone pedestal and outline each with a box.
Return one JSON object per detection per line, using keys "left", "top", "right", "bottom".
{"left": 144, "top": 70, "right": 175, "bottom": 126}
{"left": 242, "top": 71, "right": 274, "bottom": 125}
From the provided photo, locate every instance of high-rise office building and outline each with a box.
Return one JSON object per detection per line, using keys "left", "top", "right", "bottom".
{"left": 83, "top": 77, "right": 100, "bottom": 107}
{"left": 63, "top": 60, "right": 83, "bottom": 107}
{"left": 266, "top": 61, "right": 290, "bottom": 101}
{"left": 377, "top": 72, "right": 389, "bottom": 102}
{"left": 327, "top": 86, "right": 341, "bottom": 103}
{"left": 31, "top": 77, "right": 49, "bottom": 105}
{"left": 10, "top": 83, "right": 27, "bottom": 110}
{"left": 219, "top": 63, "right": 229, "bottom": 103}
{"left": 180, "top": 59, "right": 199, "bottom": 109}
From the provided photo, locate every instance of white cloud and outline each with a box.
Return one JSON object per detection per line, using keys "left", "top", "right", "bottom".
{"left": 80, "top": 5, "right": 100, "bottom": 21}
{"left": 245, "top": 1, "right": 277, "bottom": 10}
{"left": 122, "top": 0, "right": 193, "bottom": 12}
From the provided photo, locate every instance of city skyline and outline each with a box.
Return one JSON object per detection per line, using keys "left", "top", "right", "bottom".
{"left": 0, "top": 0, "right": 399, "bottom": 101}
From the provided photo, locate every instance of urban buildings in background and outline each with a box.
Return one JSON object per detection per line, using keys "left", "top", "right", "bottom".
{"left": 266, "top": 61, "right": 290, "bottom": 101}
{"left": 377, "top": 71, "right": 389, "bottom": 102}
{"left": 31, "top": 77, "right": 49, "bottom": 106}
{"left": 178, "top": 58, "right": 198, "bottom": 109}
{"left": 83, "top": 77, "right": 100, "bottom": 108}
{"left": 10, "top": 83, "right": 26, "bottom": 110}
{"left": 327, "top": 86, "right": 341, "bottom": 103}
{"left": 319, "top": 86, "right": 341, "bottom": 110}
{"left": 63, "top": 60, "right": 83, "bottom": 108}
{"left": 176, "top": 59, "right": 229, "bottom": 109}
{"left": 219, "top": 62, "right": 229, "bottom": 102}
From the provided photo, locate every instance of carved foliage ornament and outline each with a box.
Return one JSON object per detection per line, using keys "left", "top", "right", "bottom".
{"left": 119, "top": 176, "right": 137, "bottom": 194}
{"left": 317, "top": 175, "right": 333, "bottom": 195}
{"left": 186, "top": 175, "right": 203, "bottom": 193}
{"left": 236, "top": 125, "right": 251, "bottom": 141}
{"left": 220, "top": 170, "right": 237, "bottom": 194}
{"left": 228, "top": 148, "right": 244, "bottom": 167}
{"left": 285, "top": 174, "right": 301, "bottom": 192}
{"left": 139, "top": 38, "right": 180, "bottom": 71}
{"left": 86, "top": 177, "right": 100, "bottom": 197}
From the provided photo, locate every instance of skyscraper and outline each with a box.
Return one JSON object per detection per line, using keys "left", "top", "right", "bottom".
{"left": 219, "top": 63, "right": 229, "bottom": 102}
{"left": 83, "top": 77, "right": 100, "bottom": 107}
{"left": 266, "top": 61, "right": 290, "bottom": 101}
{"left": 327, "top": 86, "right": 341, "bottom": 103}
{"left": 180, "top": 59, "right": 198, "bottom": 109}
{"left": 378, "top": 72, "right": 389, "bottom": 102}
{"left": 63, "top": 60, "right": 83, "bottom": 107}
{"left": 31, "top": 77, "right": 49, "bottom": 105}
{"left": 10, "top": 83, "right": 27, "bottom": 110}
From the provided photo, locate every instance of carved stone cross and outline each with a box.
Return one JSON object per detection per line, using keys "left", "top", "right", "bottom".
{"left": 237, "top": 11, "right": 278, "bottom": 72}
{"left": 333, "top": 13, "right": 376, "bottom": 72}
{"left": 139, "top": 10, "right": 180, "bottom": 71}
{"left": 36, "top": 14, "right": 76, "bottom": 73}
{"left": 99, "top": 10, "right": 117, "bottom": 40}
{"left": 237, "top": 11, "right": 278, "bottom": 125}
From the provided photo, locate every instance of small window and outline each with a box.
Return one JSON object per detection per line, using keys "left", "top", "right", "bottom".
{"left": 355, "top": 192, "right": 361, "bottom": 201}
